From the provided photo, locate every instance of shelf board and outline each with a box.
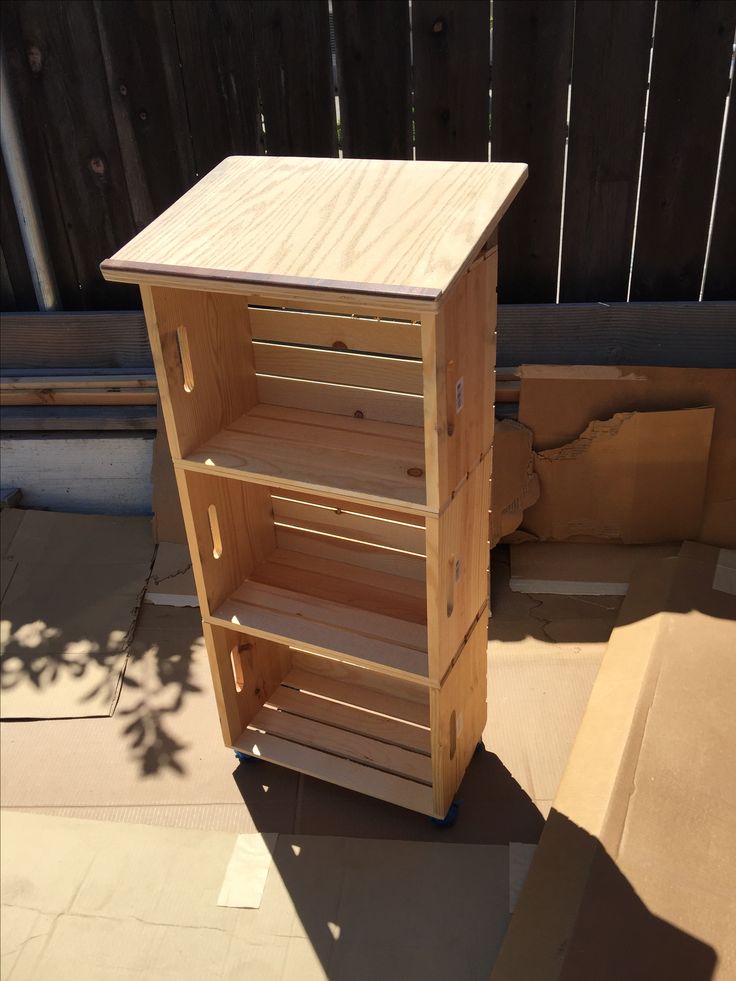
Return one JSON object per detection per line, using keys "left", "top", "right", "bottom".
{"left": 234, "top": 665, "right": 435, "bottom": 816}
{"left": 210, "top": 548, "right": 430, "bottom": 684}
{"left": 181, "top": 403, "right": 428, "bottom": 513}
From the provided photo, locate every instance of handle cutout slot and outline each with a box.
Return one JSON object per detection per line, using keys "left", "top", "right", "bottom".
{"left": 230, "top": 644, "right": 246, "bottom": 693}
{"left": 176, "top": 325, "right": 195, "bottom": 392}
{"left": 208, "top": 504, "right": 223, "bottom": 559}
{"left": 446, "top": 555, "right": 456, "bottom": 617}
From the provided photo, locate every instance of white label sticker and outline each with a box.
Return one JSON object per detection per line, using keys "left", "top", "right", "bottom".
{"left": 455, "top": 377, "right": 464, "bottom": 413}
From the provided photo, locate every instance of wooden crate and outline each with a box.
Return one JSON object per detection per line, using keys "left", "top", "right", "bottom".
{"left": 102, "top": 155, "right": 526, "bottom": 818}
{"left": 204, "top": 612, "right": 487, "bottom": 820}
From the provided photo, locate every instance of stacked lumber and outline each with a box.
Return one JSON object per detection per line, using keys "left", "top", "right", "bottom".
{"left": 0, "top": 375, "right": 157, "bottom": 405}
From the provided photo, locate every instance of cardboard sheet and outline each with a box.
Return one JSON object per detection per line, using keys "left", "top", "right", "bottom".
{"left": 521, "top": 407, "right": 714, "bottom": 544}
{"left": 2, "top": 551, "right": 592, "bottom": 847}
{"left": 0, "top": 511, "right": 154, "bottom": 719}
{"left": 1, "top": 812, "right": 511, "bottom": 981}
{"left": 0, "top": 508, "right": 24, "bottom": 557}
{"left": 0, "top": 605, "right": 247, "bottom": 814}
{"left": 493, "top": 547, "right": 736, "bottom": 981}
{"left": 519, "top": 365, "right": 736, "bottom": 546}
{"left": 510, "top": 542, "right": 679, "bottom": 594}
{"left": 490, "top": 420, "right": 540, "bottom": 547}
{"left": 145, "top": 543, "right": 197, "bottom": 607}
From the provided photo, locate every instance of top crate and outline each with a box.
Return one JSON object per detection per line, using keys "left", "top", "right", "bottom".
{"left": 102, "top": 156, "right": 526, "bottom": 513}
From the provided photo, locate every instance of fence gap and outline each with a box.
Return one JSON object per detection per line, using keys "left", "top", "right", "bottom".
{"left": 700, "top": 37, "right": 736, "bottom": 300}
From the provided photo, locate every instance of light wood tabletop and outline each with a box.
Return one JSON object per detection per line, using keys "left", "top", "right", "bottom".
{"left": 102, "top": 155, "right": 526, "bottom": 304}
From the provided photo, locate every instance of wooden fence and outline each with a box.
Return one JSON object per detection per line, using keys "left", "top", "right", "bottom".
{"left": 2, "top": 0, "right": 735, "bottom": 313}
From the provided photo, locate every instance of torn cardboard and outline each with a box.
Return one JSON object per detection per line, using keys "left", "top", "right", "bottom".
{"left": 521, "top": 407, "right": 714, "bottom": 544}
{"left": 490, "top": 419, "right": 540, "bottom": 547}
{"left": 0, "top": 511, "right": 153, "bottom": 719}
{"left": 152, "top": 400, "right": 187, "bottom": 545}
{"left": 145, "top": 542, "right": 197, "bottom": 607}
{"left": 1, "top": 813, "right": 511, "bottom": 981}
{"left": 519, "top": 365, "right": 736, "bottom": 546}
{"left": 493, "top": 547, "right": 736, "bottom": 981}
{"left": 510, "top": 542, "right": 679, "bottom": 594}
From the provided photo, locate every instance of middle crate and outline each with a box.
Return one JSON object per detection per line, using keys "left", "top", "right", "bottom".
{"left": 178, "top": 465, "right": 490, "bottom": 687}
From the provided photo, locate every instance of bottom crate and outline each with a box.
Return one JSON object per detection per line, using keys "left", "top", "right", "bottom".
{"left": 203, "top": 612, "right": 487, "bottom": 819}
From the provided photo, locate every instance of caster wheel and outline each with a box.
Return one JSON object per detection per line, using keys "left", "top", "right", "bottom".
{"left": 475, "top": 740, "right": 486, "bottom": 755}
{"left": 234, "top": 750, "right": 259, "bottom": 764}
{"left": 431, "top": 799, "right": 461, "bottom": 829}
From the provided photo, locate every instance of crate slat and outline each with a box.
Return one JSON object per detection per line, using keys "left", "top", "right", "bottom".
{"left": 253, "top": 699, "right": 432, "bottom": 782}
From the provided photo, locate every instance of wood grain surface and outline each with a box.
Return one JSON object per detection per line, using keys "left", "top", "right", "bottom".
{"left": 102, "top": 155, "right": 527, "bottom": 300}
{"left": 560, "top": 1, "right": 654, "bottom": 302}
{"left": 630, "top": 0, "right": 736, "bottom": 300}
{"left": 491, "top": 0, "right": 574, "bottom": 303}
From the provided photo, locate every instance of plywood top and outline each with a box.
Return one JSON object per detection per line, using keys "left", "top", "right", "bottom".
{"left": 101, "top": 156, "right": 526, "bottom": 305}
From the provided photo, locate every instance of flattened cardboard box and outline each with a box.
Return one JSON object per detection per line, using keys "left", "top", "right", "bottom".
{"left": 0, "top": 511, "right": 154, "bottom": 719}
{"left": 521, "top": 406, "right": 714, "bottom": 544}
{"left": 519, "top": 365, "right": 736, "bottom": 546}
{"left": 492, "top": 546, "right": 736, "bottom": 981}
{"left": 1, "top": 813, "right": 511, "bottom": 981}
{"left": 490, "top": 420, "right": 539, "bottom": 547}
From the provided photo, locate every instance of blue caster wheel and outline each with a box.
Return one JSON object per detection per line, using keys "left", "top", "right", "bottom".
{"left": 234, "top": 750, "right": 259, "bottom": 764}
{"left": 475, "top": 740, "right": 485, "bottom": 755}
{"left": 431, "top": 799, "right": 461, "bottom": 828}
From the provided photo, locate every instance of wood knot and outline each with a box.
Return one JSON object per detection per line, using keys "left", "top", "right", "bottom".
{"left": 89, "top": 156, "right": 106, "bottom": 176}
{"left": 353, "top": 410, "right": 364, "bottom": 418}
{"left": 432, "top": 17, "right": 445, "bottom": 33}
{"left": 119, "top": 84, "right": 128, "bottom": 96}
{"left": 407, "top": 467, "right": 423, "bottom": 478}
{"left": 139, "top": 110, "right": 148, "bottom": 121}
{"left": 331, "top": 340, "right": 348, "bottom": 350}
{"left": 27, "top": 45, "right": 43, "bottom": 73}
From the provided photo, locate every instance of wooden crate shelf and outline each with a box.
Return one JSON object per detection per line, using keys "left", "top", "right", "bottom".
{"left": 213, "top": 548, "right": 429, "bottom": 684}
{"left": 182, "top": 403, "right": 428, "bottom": 512}
{"left": 207, "top": 615, "right": 487, "bottom": 819}
{"left": 180, "top": 467, "right": 489, "bottom": 685}
{"left": 102, "top": 155, "right": 526, "bottom": 817}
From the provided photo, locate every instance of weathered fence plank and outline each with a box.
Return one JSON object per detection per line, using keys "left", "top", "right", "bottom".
{"left": 333, "top": 0, "right": 411, "bottom": 159}
{"left": 412, "top": 0, "right": 490, "bottom": 161}
{"left": 704, "top": 83, "right": 735, "bottom": 301}
{"left": 93, "top": 0, "right": 195, "bottom": 229}
{"left": 491, "top": 0, "right": 574, "bottom": 303}
{"left": 631, "top": 0, "right": 736, "bottom": 301}
{"left": 1, "top": 156, "right": 37, "bottom": 311}
{"left": 3, "top": 0, "right": 138, "bottom": 309}
{"left": 560, "top": 0, "right": 654, "bottom": 303}
{"left": 171, "top": 0, "right": 263, "bottom": 177}
{"left": 251, "top": 0, "right": 336, "bottom": 156}
{"left": 5, "top": 304, "right": 734, "bottom": 375}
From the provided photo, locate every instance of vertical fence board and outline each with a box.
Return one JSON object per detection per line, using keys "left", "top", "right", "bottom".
{"left": 0, "top": 156, "right": 37, "bottom": 311}
{"left": 704, "top": 83, "right": 735, "bottom": 300}
{"left": 560, "top": 0, "right": 654, "bottom": 302}
{"left": 94, "top": 0, "right": 196, "bottom": 230}
{"left": 491, "top": 0, "right": 574, "bottom": 303}
{"left": 172, "top": 1, "right": 263, "bottom": 179}
{"left": 251, "top": 0, "right": 336, "bottom": 156}
{"left": 412, "top": 0, "right": 490, "bottom": 162}
{"left": 2, "top": 0, "right": 138, "bottom": 309}
{"left": 333, "top": 0, "right": 411, "bottom": 159}
{"left": 631, "top": 0, "right": 736, "bottom": 301}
